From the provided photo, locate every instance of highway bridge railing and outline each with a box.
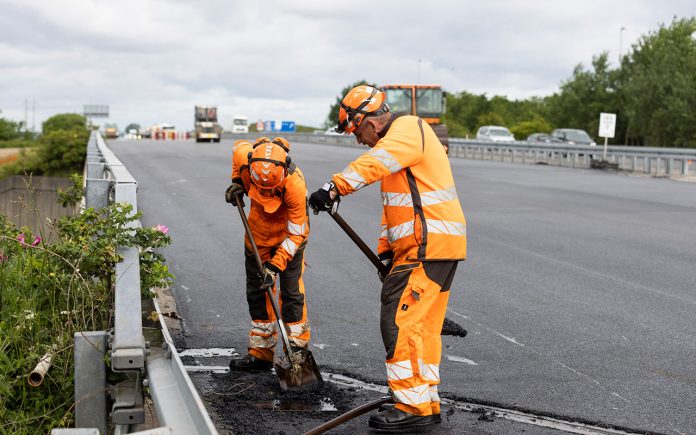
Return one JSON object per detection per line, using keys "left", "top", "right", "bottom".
{"left": 56, "top": 131, "right": 218, "bottom": 434}
{"left": 222, "top": 132, "right": 695, "bottom": 177}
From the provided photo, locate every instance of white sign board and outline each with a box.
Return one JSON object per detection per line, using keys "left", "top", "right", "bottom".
{"left": 598, "top": 112, "right": 616, "bottom": 138}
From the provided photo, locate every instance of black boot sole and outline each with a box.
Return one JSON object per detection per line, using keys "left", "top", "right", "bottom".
{"left": 368, "top": 418, "right": 435, "bottom": 432}
{"left": 376, "top": 404, "right": 441, "bottom": 423}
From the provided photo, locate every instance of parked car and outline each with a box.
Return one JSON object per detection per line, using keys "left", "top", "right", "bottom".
{"left": 527, "top": 133, "right": 563, "bottom": 144}
{"left": 551, "top": 129, "right": 596, "bottom": 146}
{"left": 476, "top": 125, "right": 515, "bottom": 142}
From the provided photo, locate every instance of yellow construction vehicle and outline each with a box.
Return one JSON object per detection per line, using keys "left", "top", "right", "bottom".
{"left": 382, "top": 84, "right": 449, "bottom": 153}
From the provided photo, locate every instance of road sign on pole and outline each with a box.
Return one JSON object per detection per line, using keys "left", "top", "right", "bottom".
{"left": 598, "top": 112, "right": 616, "bottom": 159}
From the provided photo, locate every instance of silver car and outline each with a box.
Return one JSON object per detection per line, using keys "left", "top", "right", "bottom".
{"left": 476, "top": 125, "right": 515, "bottom": 142}
{"left": 551, "top": 128, "right": 596, "bottom": 146}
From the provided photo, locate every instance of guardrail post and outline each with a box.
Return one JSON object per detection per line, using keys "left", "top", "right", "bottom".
{"left": 666, "top": 158, "right": 673, "bottom": 176}
{"left": 683, "top": 159, "right": 690, "bottom": 176}
{"left": 74, "top": 331, "right": 108, "bottom": 434}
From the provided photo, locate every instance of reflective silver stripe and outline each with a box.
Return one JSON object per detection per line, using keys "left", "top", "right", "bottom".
{"left": 281, "top": 238, "right": 298, "bottom": 257}
{"left": 386, "top": 360, "right": 414, "bottom": 381}
{"left": 250, "top": 167, "right": 260, "bottom": 181}
{"left": 287, "top": 221, "right": 305, "bottom": 236}
{"left": 250, "top": 321, "right": 275, "bottom": 336}
{"left": 249, "top": 321, "right": 276, "bottom": 348}
{"left": 387, "top": 221, "right": 415, "bottom": 243}
{"left": 288, "top": 321, "right": 309, "bottom": 347}
{"left": 339, "top": 168, "right": 367, "bottom": 190}
{"left": 368, "top": 148, "right": 402, "bottom": 174}
{"left": 419, "top": 362, "right": 440, "bottom": 382}
{"left": 429, "top": 385, "right": 440, "bottom": 403}
{"left": 382, "top": 192, "right": 412, "bottom": 207}
{"left": 386, "top": 220, "right": 465, "bottom": 243}
{"left": 249, "top": 334, "right": 276, "bottom": 348}
{"left": 392, "top": 384, "right": 430, "bottom": 405}
{"left": 382, "top": 186, "right": 457, "bottom": 207}
{"left": 380, "top": 224, "right": 388, "bottom": 239}
{"left": 426, "top": 220, "right": 467, "bottom": 237}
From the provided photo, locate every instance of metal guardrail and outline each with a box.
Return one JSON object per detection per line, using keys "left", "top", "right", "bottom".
{"left": 447, "top": 138, "right": 695, "bottom": 176}
{"left": 222, "top": 132, "right": 695, "bottom": 177}
{"left": 65, "top": 131, "right": 217, "bottom": 435}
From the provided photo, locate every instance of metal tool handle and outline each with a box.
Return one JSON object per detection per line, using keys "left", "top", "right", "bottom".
{"left": 234, "top": 194, "right": 294, "bottom": 355}
{"left": 328, "top": 208, "right": 389, "bottom": 277}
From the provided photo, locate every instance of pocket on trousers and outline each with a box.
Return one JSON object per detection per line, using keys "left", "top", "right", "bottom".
{"left": 381, "top": 263, "right": 420, "bottom": 305}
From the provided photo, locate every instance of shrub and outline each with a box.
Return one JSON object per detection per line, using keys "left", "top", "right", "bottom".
{"left": 41, "top": 114, "right": 88, "bottom": 135}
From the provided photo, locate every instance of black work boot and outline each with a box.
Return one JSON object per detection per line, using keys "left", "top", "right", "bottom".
{"left": 377, "top": 403, "right": 441, "bottom": 423}
{"left": 228, "top": 354, "right": 273, "bottom": 371}
{"left": 368, "top": 407, "right": 435, "bottom": 431}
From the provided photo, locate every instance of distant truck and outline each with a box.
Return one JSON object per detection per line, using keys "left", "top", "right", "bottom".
{"left": 103, "top": 123, "right": 119, "bottom": 139}
{"left": 194, "top": 105, "right": 222, "bottom": 142}
{"left": 231, "top": 115, "right": 249, "bottom": 133}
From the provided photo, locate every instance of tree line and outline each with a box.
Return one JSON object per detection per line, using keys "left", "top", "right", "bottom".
{"left": 327, "top": 17, "right": 696, "bottom": 148}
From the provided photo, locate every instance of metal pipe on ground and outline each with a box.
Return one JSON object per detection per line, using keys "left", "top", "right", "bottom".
{"left": 28, "top": 350, "right": 55, "bottom": 387}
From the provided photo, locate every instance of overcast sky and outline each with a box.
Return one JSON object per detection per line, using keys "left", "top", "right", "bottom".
{"left": 1, "top": 0, "right": 694, "bottom": 132}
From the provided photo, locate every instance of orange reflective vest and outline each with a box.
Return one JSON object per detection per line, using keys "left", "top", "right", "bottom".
{"left": 232, "top": 141, "right": 309, "bottom": 271}
{"left": 332, "top": 115, "right": 466, "bottom": 263}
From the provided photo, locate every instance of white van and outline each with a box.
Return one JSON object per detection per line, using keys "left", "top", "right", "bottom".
{"left": 231, "top": 115, "right": 249, "bottom": 134}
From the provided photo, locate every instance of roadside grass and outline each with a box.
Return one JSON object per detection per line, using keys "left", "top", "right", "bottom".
{"left": 0, "top": 176, "right": 172, "bottom": 434}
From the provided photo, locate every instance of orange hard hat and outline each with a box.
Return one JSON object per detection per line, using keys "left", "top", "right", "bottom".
{"left": 336, "top": 85, "right": 389, "bottom": 134}
{"left": 247, "top": 137, "right": 292, "bottom": 213}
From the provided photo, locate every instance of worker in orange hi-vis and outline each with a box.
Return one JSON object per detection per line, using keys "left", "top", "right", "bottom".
{"left": 309, "top": 85, "right": 466, "bottom": 432}
{"left": 225, "top": 137, "right": 311, "bottom": 371}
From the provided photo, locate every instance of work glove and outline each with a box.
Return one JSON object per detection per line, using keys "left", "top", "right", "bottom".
{"left": 225, "top": 183, "right": 246, "bottom": 207}
{"left": 308, "top": 180, "right": 337, "bottom": 213}
{"left": 378, "top": 252, "right": 394, "bottom": 283}
{"left": 259, "top": 262, "right": 280, "bottom": 290}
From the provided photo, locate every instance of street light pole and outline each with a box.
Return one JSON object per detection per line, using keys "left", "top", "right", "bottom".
{"left": 619, "top": 26, "right": 626, "bottom": 64}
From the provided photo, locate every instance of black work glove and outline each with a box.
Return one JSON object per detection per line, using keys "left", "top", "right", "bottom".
{"left": 308, "top": 180, "right": 337, "bottom": 213}
{"left": 259, "top": 262, "right": 280, "bottom": 290}
{"left": 378, "top": 252, "right": 394, "bottom": 283}
{"left": 225, "top": 183, "right": 246, "bottom": 206}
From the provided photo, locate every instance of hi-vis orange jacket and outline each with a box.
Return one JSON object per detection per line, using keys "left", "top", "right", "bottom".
{"left": 231, "top": 141, "right": 309, "bottom": 271}
{"left": 332, "top": 115, "right": 466, "bottom": 263}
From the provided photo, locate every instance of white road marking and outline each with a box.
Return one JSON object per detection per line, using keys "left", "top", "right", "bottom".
{"left": 180, "top": 348, "right": 238, "bottom": 357}
{"left": 448, "top": 309, "right": 525, "bottom": 347}
{"left": 446, "top": 355, "right": 478, "bottom": 365}
{"left": 185, "top": 365, "right": 229, "bottom": 373}
{"left": 446, "top": 310, "right": 631, "bottom": 403}
{"left": 323, "top": 372, "right": 639, "bottom": 435}
{"left": 313, "top": 343, "right": 328, "bottom": 350}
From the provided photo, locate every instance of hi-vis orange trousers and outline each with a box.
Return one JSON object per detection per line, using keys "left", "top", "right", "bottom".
{"left": 380, "top": 260, "right": 458, "bottom": 416}
{"left": 244, "top": 245, "right": 310, "bottom": 362}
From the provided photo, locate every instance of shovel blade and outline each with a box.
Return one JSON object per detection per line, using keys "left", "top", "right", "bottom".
{"left": 274, "top": 349, "right": 323, "bottom": 391}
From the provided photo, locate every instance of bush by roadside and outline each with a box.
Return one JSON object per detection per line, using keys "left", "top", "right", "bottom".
{"left": 0, "top": 176, "right": 173, "bottom": 434}
{"left": 0, "top": 114, "right": 90, "bottom": 179}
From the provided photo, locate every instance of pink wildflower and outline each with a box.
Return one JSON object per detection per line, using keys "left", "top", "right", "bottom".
{"left": 16, "top": 233, "right": 25, "bottom": 244}
{"left": 31, "top": 236, "right": 42, "bottom": 247}
{"left": 0, "top": 251, "right": 7, "bottom": 262}
{"left": 154, "top": 224, "right": 169, "bottom": 234}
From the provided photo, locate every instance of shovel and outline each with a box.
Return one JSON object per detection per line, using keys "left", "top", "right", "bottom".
{"left": 318, "top": 202, "right": 465, "bottom": 337}
{"left": 234, "top": 195, "right": 323, "bottom": 390}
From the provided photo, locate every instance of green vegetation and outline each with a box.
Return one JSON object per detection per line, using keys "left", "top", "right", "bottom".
{"left": 0, "top": 113, "right": 90, "bottom": 179}
{"left": 0, "top": 176, "right": 173, "bottom": 434}
{"left": 328, "top": 17, "right": 696, "bottom": 147}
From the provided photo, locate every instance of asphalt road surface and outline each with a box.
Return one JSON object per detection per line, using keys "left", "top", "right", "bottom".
{"left": 109, "top": 138, "right": 696, "bottom": 434}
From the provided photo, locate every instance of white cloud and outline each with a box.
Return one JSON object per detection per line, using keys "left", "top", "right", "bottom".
{"left": 0, "top": 0, "right": 693, "bottom": 131}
